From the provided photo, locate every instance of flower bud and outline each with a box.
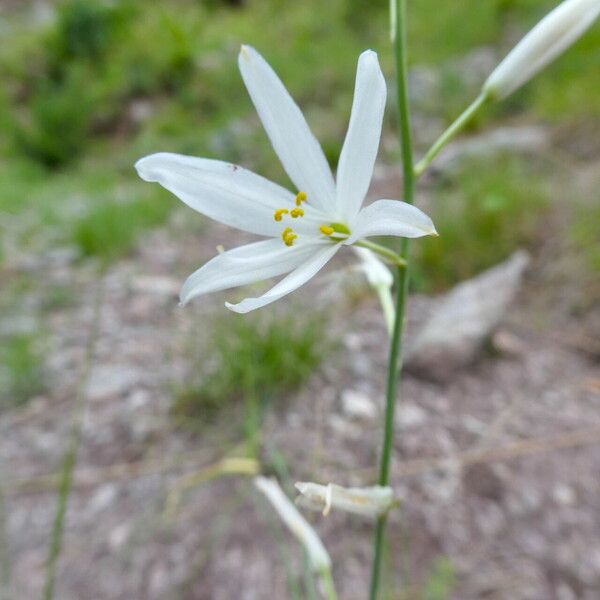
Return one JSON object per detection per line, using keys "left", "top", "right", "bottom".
{"left": 484, "top": 0, "right": 600, "bottom": 100}
{"left": 254, "top": 477, "right": 331, "bottom": 572}
{"left": 354, "top": 247, "right": 395, "bottom": 335}
{"left": 295, "top": 482, "right": 396, "bottom": 519}
{"left": 354, "top": 247, "right": 393, "bottom": 289}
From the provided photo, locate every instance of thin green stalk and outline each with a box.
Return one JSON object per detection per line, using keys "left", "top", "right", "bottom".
{"left": 43, "top": 284, "right": 102, "bottom": 600}
{"left": 414, "top": 92, "right": 489, "bottom": 178}
{"left": 321, "top": 568, "right": 339, "bottom": 600}
{"left": 0, "top": 488, "right": 11, "bottom": 600}
{"left": 355, "top": 239, "right": 406, "bottom": 267}
{"left": 369, "top": 0, "right": 414, "bottom": 598}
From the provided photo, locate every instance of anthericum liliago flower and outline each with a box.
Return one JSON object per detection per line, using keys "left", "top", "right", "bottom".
{"left": 136, "top": 46, "right": 437, "bottom": 313}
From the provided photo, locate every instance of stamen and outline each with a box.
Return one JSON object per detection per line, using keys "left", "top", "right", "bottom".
{"left": 273, "top": 208, "right": 289, "bottom": 222}
{"left": 290, "top": 208, "right": 304, "bottom": 218}
{"left": 319, "top": 225, "right": 335, "bottom": 236}
{"left": 295, "top": 191, "right": 307, "bottom": 206}
{"left": 281, "top": 227, "right": 297, "bottom": 246}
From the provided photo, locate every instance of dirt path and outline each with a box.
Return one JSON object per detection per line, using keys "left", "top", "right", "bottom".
{"left": 1, "top": 197, "right": 599, "bottom": 600}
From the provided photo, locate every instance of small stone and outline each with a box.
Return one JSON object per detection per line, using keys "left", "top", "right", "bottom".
{"left": 552, "top": 484, "right": 576, "bottom": 506}
{"left": 90, "top": 484, "right": 118, "bottom": 514}
{"left": 341, "top": 389, "right": 376, "bottom": 420}
{"left": 108, "top": 522, "right": 131, "bottom": 551}
{"left": 131, "top": 275, "right": 179, "bottom": 296}
{"left": 395, "top": 403, "right": 427, "bottom": 429}
{"left": 491, "top": 329, "right": 527, "bottom": 356}
{"left": 86, "top": 364, "right": 141, "bottom": 402}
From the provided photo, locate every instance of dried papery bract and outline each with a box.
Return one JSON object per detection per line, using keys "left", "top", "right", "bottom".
{"left": 295, "top": 482, "right": 395, "bottom": 519}
{"left": 484, "top": 0, "right": 600, "bottom": 100}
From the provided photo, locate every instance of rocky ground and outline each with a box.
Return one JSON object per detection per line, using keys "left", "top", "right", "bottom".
{"left": 1, "top": 146, "right": 599, "bottom": 600}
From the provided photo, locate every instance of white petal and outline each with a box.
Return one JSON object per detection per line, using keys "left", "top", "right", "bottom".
{"left": 238, "top": 45, "right": 336, "bottom": 213}
{"left": 180, "top": 239, "right": 321, "bottom": 305}
{"left": 136, "top": 152, "right": 294, "bottom": 237}
{"left": 226, "top": 243, "right": 340, "bottom": 313}
{"left": 347, "top": 199, "right": 437, "bottom": 243}
{"left": 336, "top": 50, "right": 387, "bottom": 220}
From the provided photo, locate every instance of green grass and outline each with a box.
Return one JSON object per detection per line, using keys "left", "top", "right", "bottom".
{"left": 71, "top": 193, "right": 171, "bottom": 263}
{"left": 422, "top": 556, "right": 456, "bottom": 600}
{"left": 0, "top": 0, "right": 597, "bottom": 270}
{"left": 413, "top": 155, "right": 549, "bottom": 291}
{"left": 0, "top": 333, "right": 45, "bottom": 410}
{"left": 171, "top": 311, "right": 331, "bottom": 431}
{"left": 571, "top": 204, "right": 600, "bottom": 274}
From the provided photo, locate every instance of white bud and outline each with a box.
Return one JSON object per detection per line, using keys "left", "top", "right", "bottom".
{"left": 354, "top": 247, "right": 395, "bottom": 335}
{"left": 295, "top": 482, "right": 396, "bottom": 519}
{"left": 254, "top": 477, "right": 331, "bottom": 572}
{"left": 354, "top": 247, "right": 393, "bottom": 289}
{"left": 484, "top": 0, "right": 600, "bottom": 100}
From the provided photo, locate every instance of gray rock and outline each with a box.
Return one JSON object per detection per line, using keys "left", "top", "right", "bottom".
{"left": 406, "top": 251, "right": 529, "bottom": 382}
{"left": 341, "top": 389, "right": 377, "bottom": 420}
{"left": 395, "top": 402, "right": 427, "bottom": 429}
{"left": 426, "top": 126, "right": 549, "bottom": 174}
{"left": 86, "top": 364, "right": 142, "bottom": 402}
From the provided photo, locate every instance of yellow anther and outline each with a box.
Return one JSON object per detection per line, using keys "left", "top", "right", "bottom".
{"left": 281, "top": 227, "right": 297, "bottom": 246}
{"left": 295, "top": 191, "right": 307, "bottom": 206}
{"left": 273, "top": 208, "right": 289, "bottom": 222}
{"left": 319, "top": 225, "right": 335, "bottom": 236}
{"left": 290, "top": 208, "right": 304, "bottom": 218}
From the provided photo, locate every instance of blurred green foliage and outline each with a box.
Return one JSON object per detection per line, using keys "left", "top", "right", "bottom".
{"left": 570, "top": 203, "right": 600, "bottom": 276}
{"left": 171, "top": 311, "right": 330, "bottom": 430}
{"left": 0, "top": 333, "right": 45, "bottom": 410}
{"left": 71, "top": 194, "right": 171, "bottom": 263}
{"left": 413, "top": 155, "right": 548, "bottom": 291}
{"left": 422, "top": 556, "right": 456, "bottom": 600}
{"left": 0, "top": 0, "right": 597, "bottom": 276}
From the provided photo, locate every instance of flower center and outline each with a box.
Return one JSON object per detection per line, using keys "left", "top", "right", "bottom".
{"left": 319, "top": 222, "right": 351, "bottom": 240}
{"left": 272, "top": 192, "right": 351, "bottom": 246}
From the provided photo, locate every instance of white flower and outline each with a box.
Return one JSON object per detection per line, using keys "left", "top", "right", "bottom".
{"left": 484, "top": 0, "right": 600, "bottom": 100}
{"left": 295, "top": 481, "right": 395, "bottom": 519}
{"left": 136, "top": 45, "right": 436, "bottom": 313}
{"left": 254, "top": 476, "right": 331, "bottom": 573}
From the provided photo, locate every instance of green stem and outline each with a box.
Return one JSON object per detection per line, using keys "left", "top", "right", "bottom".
{"left": 354, "top": 239, "right": 407, "bottom": 267}
{"left": 43, "top": 284, "right": 102, "bottom": 600}
{"left": 321, "top": 568, "right": 339, "bottom": 600}
{"left": 368, "top": 1, "right": 414, "bottom": 598}
{"left": 414, "top": 92, "right": 489, "bottom": 178}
